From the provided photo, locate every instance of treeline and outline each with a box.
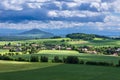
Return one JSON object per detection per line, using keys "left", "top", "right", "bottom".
{"left": 0, "top": 55, "right": 49, "bottom": 62}
{"left": 95, "top": 35, "right": 110, "bottom": 39}
{"left": 66, "top": 33, "right": 109, "bottom": 40}
{"left": 0, "top": 55, "right": 120, "bottom": 67}
{"left": 113, "top": 37, "right": 120, "bottom": 40}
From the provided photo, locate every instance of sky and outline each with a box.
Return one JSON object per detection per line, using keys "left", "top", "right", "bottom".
{"left": 0, "top": 0, "right": 120, "bottom": 35}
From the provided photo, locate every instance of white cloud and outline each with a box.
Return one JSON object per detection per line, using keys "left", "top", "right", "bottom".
{"left": 0, "top": 0, "right": 120, "bottom": 33}
{"left": 0, "top": 0, "right": 118, "bottom": 13}
{"left": 104, "top": 15, "right": 120, "bottom": 22}
{"left": 73, "top": 0, "right": 101, "bottom": 3}
{"left": 48, "top": 10, "right": 102, "bottom": 17}
{"left": 90, "top": 2, "right": 100, "bottom": 9}
{"left": 27, "top": 3, "right": 42, "bottom": 8}
{"left": 53, "top": 1, "right": 62, "bottom": 10}
{"left": 66, "top": 2, "right": 78, "bottom": 8}
{"left": 48, "top": 11, "right": 58, "bottom": 17}
{"left": 101, "top": 2, "right": 109, "bottom": 11}
{"left": 110, "top": 0, "right": 120, "bottom": 12}
{"left": 0, "top": 0, "right": 50, "bottom": 10}
{"left": 1, "top": 0, "right": 24, "bottom": 10}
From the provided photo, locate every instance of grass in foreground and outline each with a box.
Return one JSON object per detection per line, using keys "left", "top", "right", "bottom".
{"left": 0, "top": 60, "right": 60, "bottom": 73}
{"left": 0, "top": 61, "right": 120, "bottom": 80}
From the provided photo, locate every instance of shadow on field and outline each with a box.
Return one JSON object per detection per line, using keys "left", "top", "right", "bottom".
{"left": 0, "top": 64, "right": 120, "bottom": 80}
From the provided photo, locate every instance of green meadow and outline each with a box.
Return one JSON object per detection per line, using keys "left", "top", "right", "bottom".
{"left": 0, "top": 61, "right": 120, "bottom": 80}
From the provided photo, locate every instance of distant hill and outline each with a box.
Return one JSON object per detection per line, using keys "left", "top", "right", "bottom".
{"left": 0, "top": 28, "right": 54, "bottom": 41}
{"left": 19, "top": 28, "right": 54, "bottom": 38}
{"left": 20, "top": 29, "right": 48, "bottom": 34}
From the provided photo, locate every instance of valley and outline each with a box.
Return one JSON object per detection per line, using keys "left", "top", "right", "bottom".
{"left": 0, "top": 31, "right": 120, "bottom": 80}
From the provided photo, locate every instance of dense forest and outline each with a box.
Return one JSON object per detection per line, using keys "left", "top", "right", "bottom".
{"left": 66, "top": 33, "right": 109, "bottom": 40}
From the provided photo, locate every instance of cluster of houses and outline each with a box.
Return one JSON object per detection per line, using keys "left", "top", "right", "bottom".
{"left": 2, "top": 43, "right": 73, "bottom": 52}
{"left": 81, "top": 48, "right": 97, "bottom": 54}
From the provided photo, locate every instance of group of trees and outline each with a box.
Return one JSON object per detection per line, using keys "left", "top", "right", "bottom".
{"left": 0, "top": 55, "right": 49, "bottom": 62}
{"left": 66, "top": 33, "right": 109, "bottom": 40}
{"left": 30, "top": 56, "right": 48, "bottom": 62}
{"left": 52, "top": 56, "right": 80, "bottom": 64}
{"left": 0, "top": 55, "right": 13, "bottom": 60}
{"left": 66, "top": 33, "right": 95, "bottom": 40}
{"left": 52, "top": 56, "right": 115, "bottom": 67}
{"left": 3, "top": 52, "right": 19, "bottom": 56}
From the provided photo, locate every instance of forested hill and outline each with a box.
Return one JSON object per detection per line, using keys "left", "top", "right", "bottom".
{"left": 66, "top": 33, "right": 109, "bottom": 40}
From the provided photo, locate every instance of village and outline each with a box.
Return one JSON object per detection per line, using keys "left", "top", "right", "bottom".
{"left": 0, "top": 40, "right": 120, "bottom": 56}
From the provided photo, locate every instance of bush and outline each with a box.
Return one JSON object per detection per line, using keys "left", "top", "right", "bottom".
{"left": 86, "top": 61, "right": 97, "bottom": 65}
{"left": 65, "top": 56, "right": 79, "bottom": 64}
{"left": 15, "top": 53, "right": 19, "bottom": 55}
{"left": 79, "top": 60, "right": 84, "bottom": 64}
{"left": 40, "top": 56, "right": 48, "bottom": 62}
{"left": 30, "top": 56, "right": 39, "bottom": 62}
{"left": 15, "top": 57, "right": 26, "bottom": 61}
{"left": 52, "top": 56, "right": 62, "bottom": 63}
{"left": 86, "top": 61, "right": 113, "bottom": 66}
{"left": 116, "top": 60, "right": 120, "bottom": 67}
{"left": 119, "top": 60, "right": 120, "bottom": 66}
{"left": 0, "top": 55, "right": 13, "bottom": 60}
{"left": 63, "top": 57, "right": 66, "bottom": 63}
{"left": 98, "top": 62, "right": 113, "bottom": 66}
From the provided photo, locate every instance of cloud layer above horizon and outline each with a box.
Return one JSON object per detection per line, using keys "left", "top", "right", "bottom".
{"left": 0, "top": 0, "right": 120, "bottom": 32}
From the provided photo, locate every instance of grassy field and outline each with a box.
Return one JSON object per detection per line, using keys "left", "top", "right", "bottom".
{"left": 0, "top": 61, "right": 60, "bottom": 73}
{"left": 0, "top": 61, "right": 120, "bottom": 80}
{"left": 0, "top": 49, "right": 9, "bottom": 54}
{"left": 38, "top": 50, "right": 79, "bottom": 55}
{"left": 68, "top": 39, "right": 120, "bottom": 47}
{"left": 11, "top": 50, "right": 120, "bottom": 65}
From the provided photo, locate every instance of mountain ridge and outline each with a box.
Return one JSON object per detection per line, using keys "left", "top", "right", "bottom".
{"left": 18, "top": 28, "right": 54, "bottom": 38}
